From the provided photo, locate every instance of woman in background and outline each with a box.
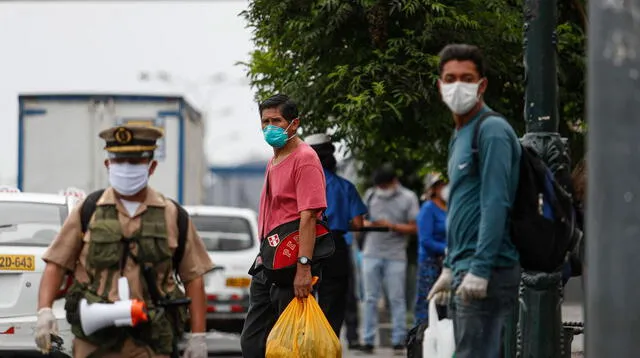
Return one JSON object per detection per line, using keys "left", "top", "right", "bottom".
{"left": 414, "top": 173, "right": 448, "bottom": 325}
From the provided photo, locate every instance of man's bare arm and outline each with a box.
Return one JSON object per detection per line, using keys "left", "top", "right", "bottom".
{"left": 391, "top": 221, "right": 418, "bottom": 235}
{"left": 185, "top": 276, "right": 207, "bottom": 333}
{"left": 298, "top": 209, "right": 320, "bottom": 259}
{"left": 38, "top": 263, "right": 66, "bottom": 310}
{"left": 350, "top": 215, "right": 364, "bottom": 241}
{"left": 294, "top": 209, "right": 320, "bottom": 297}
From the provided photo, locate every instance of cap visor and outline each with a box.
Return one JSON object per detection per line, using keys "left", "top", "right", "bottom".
{"left": 107, "top": 151, "right": 153, "bottom": 159}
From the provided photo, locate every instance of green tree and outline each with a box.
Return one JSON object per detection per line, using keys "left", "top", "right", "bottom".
{"left": 241, "top": 0, "right": 586, "bottom": 192}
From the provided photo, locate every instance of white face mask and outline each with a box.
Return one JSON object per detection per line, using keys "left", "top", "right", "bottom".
{"left": 440, "top": 185, "right": 450, "bottom": 203}
{"left": 108, "top": 162, "right": 150, "bottom": 196}
{"left": 440, "top": 80, "right": 482, "bottom": 115}
{"left": 376, "top": 186, "right": 396, "bottom": 198}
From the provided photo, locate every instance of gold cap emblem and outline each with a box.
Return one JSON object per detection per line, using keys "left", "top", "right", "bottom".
{"left": 113, "top": 127, "right": 133, "bottom": 144}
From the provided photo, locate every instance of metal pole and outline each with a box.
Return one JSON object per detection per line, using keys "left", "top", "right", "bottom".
{"left": 586, "top": 0, "right": 640, "bottom": 356}
{"left": 507, "top": 0, "right": 569, "bottom": 357}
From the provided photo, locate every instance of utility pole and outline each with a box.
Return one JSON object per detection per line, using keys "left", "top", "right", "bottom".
{"left": 503, "top": 0, "right": 572, "bottom": 357}
{"left": 586, "top": 0, "right": 640, "bottom": 357}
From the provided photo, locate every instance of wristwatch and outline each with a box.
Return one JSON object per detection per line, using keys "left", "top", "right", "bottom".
{"left": 297, "top": 256, "right": 312, "bottom": 265}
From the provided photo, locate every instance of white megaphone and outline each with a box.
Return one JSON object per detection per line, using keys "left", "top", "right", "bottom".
{"left": 79, "top": 277, "right": 149, "bottom": 335}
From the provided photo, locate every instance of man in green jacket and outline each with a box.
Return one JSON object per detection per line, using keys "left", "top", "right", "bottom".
{"left": 427, "top": 44, "right": 521, "bottom": 358}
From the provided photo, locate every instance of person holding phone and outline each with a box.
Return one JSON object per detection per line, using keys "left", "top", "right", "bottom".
{"left": 360, "top": 164, "right": 420, "bottom": 355}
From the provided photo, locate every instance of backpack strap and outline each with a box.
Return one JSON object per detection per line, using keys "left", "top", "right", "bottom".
{"left": 364, "top": 188, "right": 375, "bottom": 208}
{"left": 357, "top": 189, "right": 376, "bottom": 250}
{"left": 79, "top": 189, "right": 189, "bottom": 276}
{"left": 80, "top": 189, "right": 106, "bottom": 234}
{"left": 169, "top": 199, "right": 189, "bottom": 274}
{"left": 471, "top": 111, "right": 502, "bottom": 175}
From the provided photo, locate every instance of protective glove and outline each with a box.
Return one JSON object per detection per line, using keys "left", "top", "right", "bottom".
{"left": 430, "top": 290, "right": 451, "bottom": 306}
{"left": 34, "top": 307, "right": 58, "bottom": 354}
{"left": 455, "top": 272, "right": 489, "bottom": 302}
{"left": 427, "top": 268, "right": 453, "bottom": 304}
{"left": 182, "top": 332, "right": 208, "bottom": 358}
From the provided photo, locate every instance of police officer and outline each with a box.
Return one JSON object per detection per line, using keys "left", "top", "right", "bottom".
{"left": 34, "top": 125, "right": 214, "bottom": 358}
{"left": 305, "top": 133, "right": 368, "bottom": 348}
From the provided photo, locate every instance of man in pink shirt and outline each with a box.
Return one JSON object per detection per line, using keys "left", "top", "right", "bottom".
{"left": 240, "top": 94, "right": 328, "bottom": 358}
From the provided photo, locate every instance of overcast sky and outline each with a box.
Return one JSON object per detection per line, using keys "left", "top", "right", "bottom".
{"left": 0, "top": 1, "right": 275, "bottom": 185}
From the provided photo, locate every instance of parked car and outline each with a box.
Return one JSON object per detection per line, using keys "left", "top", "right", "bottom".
{"left": 183, "top": 206, "right": 259, "bottom": 334}
{"left": 0, "top": 187, "right": 84, "bottom": 357}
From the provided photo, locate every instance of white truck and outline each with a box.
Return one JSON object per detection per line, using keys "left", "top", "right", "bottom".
{"left": 17, "top": 93, "right": 207, "bottom": 205}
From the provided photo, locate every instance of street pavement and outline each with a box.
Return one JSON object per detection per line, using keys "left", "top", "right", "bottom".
{"left": 201, "top": 300, "right": 584, "bottom": 357}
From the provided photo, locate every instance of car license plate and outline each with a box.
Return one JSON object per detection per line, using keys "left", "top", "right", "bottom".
{"left": 0, "top": 255, "right": 35, "bottom": 271}
{"left": 226, "top": 277, "right": 251, "bottom": 288}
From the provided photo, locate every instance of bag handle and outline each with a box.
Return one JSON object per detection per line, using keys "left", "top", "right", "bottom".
{"left": 428, "top": 298, "right": 439, "bottom": 328}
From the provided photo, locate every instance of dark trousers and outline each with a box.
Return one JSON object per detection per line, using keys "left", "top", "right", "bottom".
{"left": 239, "top": 270, "right": 295, "bottom": 358}
{"left": 317, "top": 233, "right": 350, "bottom": 339}
{"left": 450, "top": 265, "right": 521, "bottom": 358}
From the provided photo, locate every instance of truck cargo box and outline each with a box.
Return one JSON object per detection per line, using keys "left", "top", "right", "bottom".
{"left": 18, "top": 93, "right": 207, "bottom": 204}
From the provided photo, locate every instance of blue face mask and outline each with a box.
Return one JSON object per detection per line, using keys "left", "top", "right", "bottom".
{"left": 263, "top": 123, "right": 293, "bottom": 148}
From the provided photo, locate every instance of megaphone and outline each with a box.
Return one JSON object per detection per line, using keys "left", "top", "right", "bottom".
{"left": 79, "top": 277, "right": 149, "bottom": 335}
{"left": 79, "top": 298, "right": 148, "bottom": 335}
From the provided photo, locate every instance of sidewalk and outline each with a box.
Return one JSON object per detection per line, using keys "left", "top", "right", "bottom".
{"left": 341, "top": 302, "right": 584, "bottom": 357}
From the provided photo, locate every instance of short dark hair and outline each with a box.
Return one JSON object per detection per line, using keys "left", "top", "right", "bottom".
{"left": 438, "top": 44, "right": 486, "bottom": 78}
{"left": 258, "top": 94, "right": 299, "bottom": 122}
{"left": 372, "top": 163, "right": 397, "bottom": 186}
{"left": 311, "top": 142, "right": 337, "bottom": 172}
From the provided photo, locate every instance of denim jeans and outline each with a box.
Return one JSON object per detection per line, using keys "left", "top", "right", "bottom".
{"left": 362, "top": 257, "right": 407, "bottom": 346}
{"left": 450, "top": 264, "right": 520, "bottom": 358}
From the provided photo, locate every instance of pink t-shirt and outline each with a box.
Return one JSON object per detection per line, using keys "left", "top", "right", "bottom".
{"left": 258, "top": 142, "right": 327, "bottom": 239}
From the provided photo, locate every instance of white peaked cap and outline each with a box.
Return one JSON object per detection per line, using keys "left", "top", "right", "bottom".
{"left": 305, "top": 133, "right": 332, "bottom": 146}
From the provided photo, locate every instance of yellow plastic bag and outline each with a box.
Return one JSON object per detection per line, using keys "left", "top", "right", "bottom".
{"left": 265, "top": 278, "right": 342, "bottom": 358}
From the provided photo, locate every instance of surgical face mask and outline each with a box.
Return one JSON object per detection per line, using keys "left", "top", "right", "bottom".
{"left": 376, "top": 186, "right": 396, "bottom": 198}
{"left": 108, "top": 162, "right": 150, "bottom": 196}
{"left": 440, "top": 185, "right": 450, "bottom": 203}
{"left": 263, "top": 123, "right": 295, "bottom": 148}
{"left": 439, "top": 80, "right": 483, "bottom": 115}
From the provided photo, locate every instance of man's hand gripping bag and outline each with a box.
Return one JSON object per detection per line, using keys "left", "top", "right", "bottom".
{"left": 265, "top": 277, "right": 341, "bottom": 358}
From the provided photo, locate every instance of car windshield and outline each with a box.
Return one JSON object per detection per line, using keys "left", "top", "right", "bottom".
{"left": 191, "top": 215, "right": 254, "bottom": 251}
{"left": 0, "top": 202, "right": 66, "bottom": 247}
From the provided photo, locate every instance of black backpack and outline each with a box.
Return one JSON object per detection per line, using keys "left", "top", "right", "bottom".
{"left": 405, "top": 321, "right": 429, "bottom": 358}
{"left": 79, "top": 189, "right": 190, "bottom": 275}
{"left": 472, "top": 112, "right": 578, "bottom": 273}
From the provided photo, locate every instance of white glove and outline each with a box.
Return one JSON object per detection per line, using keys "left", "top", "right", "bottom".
{"left": 430, "top": 290, "right": 451, "bottom": 306}
{"left": 182, "top": 332, "right": 208, "bottom": 358}
{"left": 34, "top": 307, "right": 58, "bottom": 354}
{"left": 427, "top": 268, "right": 453, "bottom": 305}
{"left": 456, "top": 272, "right": 489, "bottom": 302}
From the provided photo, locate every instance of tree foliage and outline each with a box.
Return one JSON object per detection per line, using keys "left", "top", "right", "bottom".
{"left": 241, "top": 0, "right": 586, "bottom": 192}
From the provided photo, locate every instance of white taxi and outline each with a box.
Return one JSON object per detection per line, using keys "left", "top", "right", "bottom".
{"left": 184, "top": 206, "right": 259, "bottom": 334}
{"left": 0, "top": 186, "right": 84, "bottom": 357}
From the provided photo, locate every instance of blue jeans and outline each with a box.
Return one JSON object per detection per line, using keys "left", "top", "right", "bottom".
{"left": 362, "top": 257, "right": 407, "bottom": 346}
{"left": 450, "top": 265, "right": 520, "bottom": 358}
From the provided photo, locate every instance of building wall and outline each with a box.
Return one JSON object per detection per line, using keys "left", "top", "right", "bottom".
{"left": 204, "top": 157, "right": 365, "bottom": 212}
{"left": 204, "top": 164, "right": 266, "bottom": 212}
